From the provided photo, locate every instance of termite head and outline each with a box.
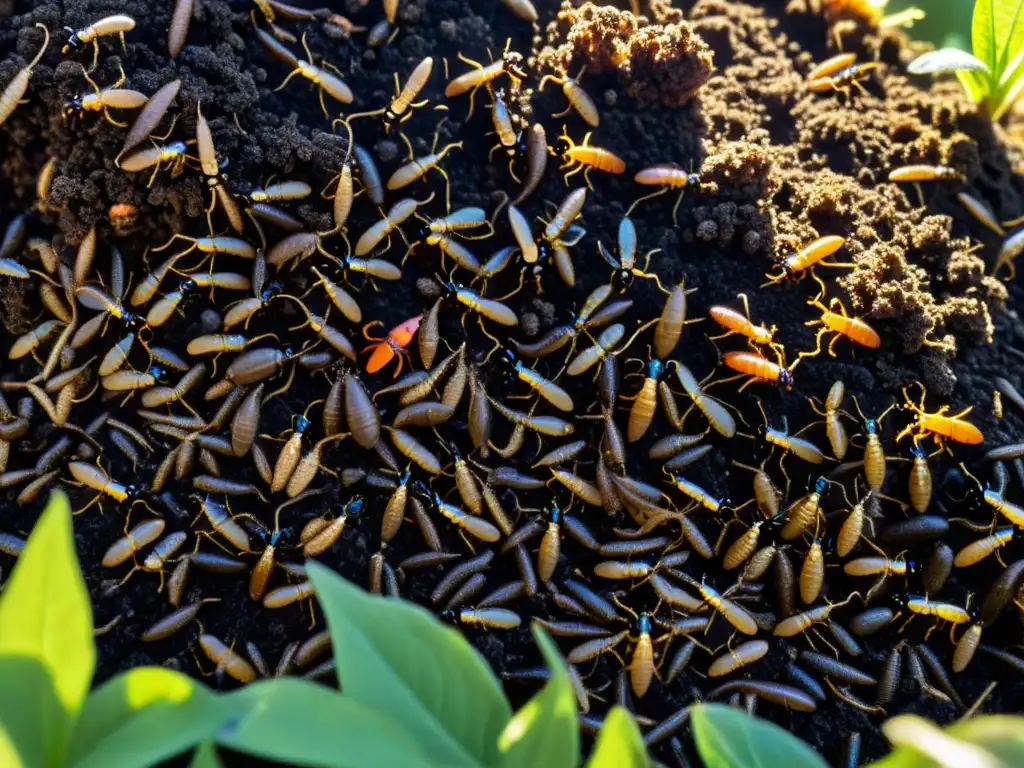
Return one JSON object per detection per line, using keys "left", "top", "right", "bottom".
{"left": 344, "top": 495, "right": 365, "bottom": 516}
{"left": 549, "top": 504, "right": 562, "bottom": 525}
{"left": 62, "top": 98, "right": 84, "bottom": 118}
{"left": 812, "top": 477, "right": 830, "bottom": 496}
{"left": 439, "top": 608, "right": 459, "bottom": 624}
{"left": 687, "top": 171, "right": 702, "bottom": 187}
{"left": 503, "top": 51, "right": 527, "bottom": 80}
{"left": 553, "top": 134, "right": 572, "bottom": 159}
{"left": 637, "top": 614, "right": 653, "bottom": 635}
{"left": 863, "top": 418, "right": 880, "bottom": 435}
{"left": 778, "top": 368, "right": 794, "bottom": 390}
{"left": 179, "top": 278, "right": 199, "bottom": 296}
{"left": 647, "top": 359, "right": 665, "bottom": 381}
{"left": 62, "top": 27, "right": 83, "bottom": 52}
{"left": 295, "top": 414, "right": 312, "bottom": 434}
{"left": 148, "top": 364, "right": 167, "bottom": 383}
{"left": 261, "top": 280, "right": 282, "bottom": 303}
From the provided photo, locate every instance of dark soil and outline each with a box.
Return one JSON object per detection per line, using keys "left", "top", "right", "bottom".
{"left": 1, "top": 0, "right": 1024, "bottom": 765}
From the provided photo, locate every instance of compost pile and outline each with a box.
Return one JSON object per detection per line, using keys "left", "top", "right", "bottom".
{"left": 1, "top": 0, "right": 1024, "bottom": 763}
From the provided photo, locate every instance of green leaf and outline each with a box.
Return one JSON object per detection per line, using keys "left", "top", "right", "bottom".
{"left": 873, "top": 714, "right": 1024, "bottom": 768}
{"left": 0, "top": 491, "right": 95, "bottom": 767}
{"left": 0, "top": 723, "right": 25, "bottom": 768}
{"left": 68, "top": 667, "right": 227, "bottom": 768}
{"left": 188, "top": 742, "right": 223, "bottom": 768}
{"left": 307, "top": 561, "right": 511, "bottom": 767}
{"left": 217, "top": 677, "right": 432, "bottom": 768}
{"left": 973, "top": 0, "right": 1024, "bottom": 84}
{"left": 498, "top": 625, "right": 579, "bottom": 768}
{"left": 909, "top": 48, "right": 991, "bottom": 75}
{"left": 691, "top": 704, "right": 827, "bottom": 768}
{"left": 586, "top": 707, "right": 651, "bottom": 768}
{"left": 957, "top": 69, "right": 992, "bottom": 103}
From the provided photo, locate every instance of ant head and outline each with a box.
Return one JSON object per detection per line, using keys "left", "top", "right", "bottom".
{"left": 503, "top": 51, "right": 527, "bottom": 79}
{"left": 295, "top": 414, "right": 312, "bottom": 434}
{"left": 345, "top": 495, "right": 365, "bottom": 516}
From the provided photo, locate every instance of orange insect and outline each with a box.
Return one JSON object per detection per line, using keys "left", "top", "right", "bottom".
{"left": 362, "top": 314, "right": 422, "bottom": 377}
{"left": 721, "top": 350, "right": 794, "bottom": 392}
{"left": 552, "top": 126, "right": 625, "bottom": 187}
{"left": 708, "top": 293, "right": 780, "bottom": 353}
{"left": 895, "top": 381, "right": 983, "bottom": 449}
{"left": 763, "top": 235, "right": 853, "bottom": 285}
{"left": 797, "top": 276, "right": 881, "bottom": 360}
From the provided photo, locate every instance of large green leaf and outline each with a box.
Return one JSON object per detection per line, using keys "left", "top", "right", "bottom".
{"left": 0, "top": 722, "right": 24, "bottom": 768}
{"left": 307, "top": 561, "right": 511, "bottom": 767}
{"left": 691, "top": 704, "right": 827, "bottom": 768}
{"left": 873, "top": 714, "right": 1024, "bottom": 767}
{"left": 68, "top": 667, "right": 227, "bottom": 768}
{"left": 0, "top": 491, "right": 94, "bottom": 767}
{"left": 218, "top": 677, "right": 431, "bottom": 767}
{"left": 973, "top": 0, "right": 1024, "bottom": 83}
{"left": 958, "top": 69, "right": 993, "bottom": 103}
{"left": 498, "top": 625, "right": 579, "bottom": 768}
{"left": 586, "top": 707, "right": 650, "bottom": 768}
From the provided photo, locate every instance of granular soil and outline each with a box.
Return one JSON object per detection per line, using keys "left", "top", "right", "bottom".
{"left": 1, "top": 0, "right": 1024, "bottom": 764}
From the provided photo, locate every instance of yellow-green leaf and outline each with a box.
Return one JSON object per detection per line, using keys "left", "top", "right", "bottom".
{"left": 691, "top": 704, "right": 827, "bottom": 768}
{"left": 973, "top": 0, "right": 1024, "bottom": 84}
{"left": 958, "top": 69, "right": 992, "bottom": 103}
{"left": 0, "top": 491, "right": 95, "bottom": 767}
{"left": 498, "top": 625, "right": 579, "bottom": 768}
{"left": 0, "top": 722, "right": 25, "bottom": 768}
{"left": 68, "top": 667, "right": 226, "bottom": 768}
{"left": 586, "top": 707, "right": 650, "bottom": 768}
{"left": 307, "top": 561, "right": 511, "bottom": 767}
{"left": 218, "top": 678, "right": 432, "bottom": 768}
{"left": 872, "top": 714, "right": 1024, "bottom": 768}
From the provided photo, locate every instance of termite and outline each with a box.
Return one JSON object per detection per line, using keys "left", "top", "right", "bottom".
{"left": 720, "top": 348, "right": 795, "bottom": 392}
{"left": 64, "top": 65, "right": 146, "bottom": 127}
{"left": 274, "top": 33, "right": 353, "bottom": 115}
{"left": 443, "top": 607, "right": 522, "bottom": 630}
{"left": 387, "top": 121, "right": 462, "bottom": 209}
{"left": 773, "top": 592, "right": 861, "bottom": 639}
{"left": 444, "top": 40, "right": 527, "bottom": 119}
{"left": 899, "top": 595, "right": 971, "bottom": 642}
{"left": 796, "top": 276, "right": 881, "bottom": 361}
{"left": 120, "top": 78, "right": 181, "bottom": 155}
{"left": 952, "top": 623, "right": 983, "bottom": 672}
{"left": 68, "top": 460, "right": 150, "bottom": 515}
{"left": 597, "top": 216, "right": 667, "bottom": 293}
{"left": 118, "top": 139, "right": 193, "bottom": 187}
{"left": 673, "top": 362, "right": 738, "bottom": 438}
{"left": 956, "top": 192, "right": 1004, "bottom": 236}
{"left": 808, "top": 59, "right": 879, "bottom": 99}
{"left": 347, "top": 55, "right": 432, "bottom": 132}
{"left": 676, "top": 574, "right": 758, "bottom": 635}
{"left": 422, "top": 487, "right": 501, "bottom": 543}
{"left": 63, "top": 15, "right": 134, "bottom": 71}
{"left": 538, "top": 66, "right": 599, "bottom": 126}
{"left": 497, "top": 348, "right": 573, "bottom": 412}
{"left": 192, "top": 494, "right": 251, "bottom": 553}
{"left": 763, "top": 235, "right": 852, "bottom": 285}
{"left": 0, "top": 24, "right": 49, "bottom": 128}
{"left": 513, "top": 123, "right": 548, "bottom": 205}
{"left": 631, "top": 164, "right": 706, "bottom": 224}
{"left": 953, "top": 527, "right": 1013, "bottom": 567}
{"left": 894, "top": 381, "right": 983, "bottom": 449}
{"left": 169, "top": 0, "right": 194, "bottom": 57}
{"left": 708, "top": 640, "right": 769, "bottom": 678}
{"left": 552, "top": 126, "right": 625, "bottom": 187}
{"left": 354, "top": 197, "right": 424, "bottom": 256}
{"left": 731, "top": 461, "right": 781, "bottom": 520}
{"left": 199, "top": 632, "right": 257, "bottom": 683}
{"left": 755, "top": 400, "right": 826, "bottom": 485}
{"left": 809, "top": 380, "right": 851, "bottom": 459}
{"left": 780, "top": 477, "right": 829, "bottom": 540}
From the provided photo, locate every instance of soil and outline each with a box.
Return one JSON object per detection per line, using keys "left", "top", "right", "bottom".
{"left": 1, "top": 0, "right": 1024, "bottom": 765}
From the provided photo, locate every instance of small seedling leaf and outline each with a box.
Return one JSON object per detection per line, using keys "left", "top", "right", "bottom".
{"left": 691, "top": 703, "right": 828, "bottom": 768}
{"left": 307, "top": 561, "right": 510, "bottom": 767}
{"left": 68, "top": 667, "right": 225, "bottom": 768}
{"left": 585, "top": 707, "right": 651, "bottom": 768}
{"left": 0, "top": 491, "right": 94, "bottom": 767}
{"left": 218, "top": 677, "right": 431, "bottom": 767}
{"left": 974, "top": 0, "right": 1024, "bottom": 85}
{"left": 908, "top": 48, "right": 991, "bottom": 75}
{"left": 498, "top": 625, "right": 579, "bottom": 768}
{"left": 872, "top": 714, "right": 1024, "bottom": 768}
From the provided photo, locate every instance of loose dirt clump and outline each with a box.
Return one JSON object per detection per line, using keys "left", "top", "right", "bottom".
{"left": 537, "top": 1, "right": 715, "bottom": 106}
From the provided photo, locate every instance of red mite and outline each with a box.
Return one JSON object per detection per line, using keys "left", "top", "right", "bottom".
{"left": 362, "top": 314, "right": 422, "bottom": 377}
